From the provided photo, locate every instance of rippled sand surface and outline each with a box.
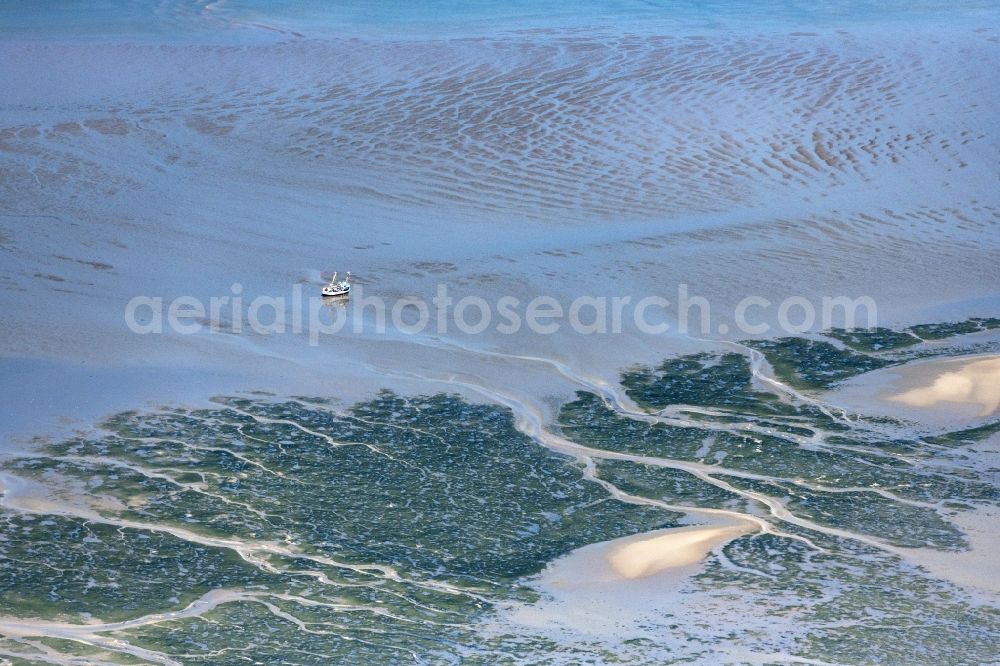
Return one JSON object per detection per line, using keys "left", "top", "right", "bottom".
{"left": 1, "top": 20, "right": 997, "bottom": 378}
{"left": 3, "top": 28, "right": 997, "bottom": 220}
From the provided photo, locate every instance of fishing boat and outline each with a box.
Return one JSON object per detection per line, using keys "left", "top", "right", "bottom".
{"left": 322, "top": 271, "right": 351, "bottom": 298}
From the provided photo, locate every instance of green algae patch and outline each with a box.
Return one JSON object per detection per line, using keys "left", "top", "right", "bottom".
{"left": 825, "top": 327, "right": 921, "bottom": 353}
{"left": 1, "top": 331, "right": 998, "bottom": 664}
{"left": 908, "top": 318, "right": 997, "bottom": 340}
{"left": 742, "top": 318, "right": 1000, "bottom": 392}
{"left": 744, "top": 337, "right": 893, "bottom": 390}
{"left": 621, "top": 352, "right": 763, "bottom": 410}
{"left": 0, "top": 512, "right": 264, "bottom": 624}
{"left": 0, "top": 392, "right": 667, "bottom": 661}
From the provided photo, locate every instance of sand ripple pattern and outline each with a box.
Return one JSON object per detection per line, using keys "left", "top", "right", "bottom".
{"left": 1, "top": 29, "right": 998, "bottom": 221}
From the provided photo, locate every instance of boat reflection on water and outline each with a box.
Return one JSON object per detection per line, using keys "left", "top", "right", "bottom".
{"left": 322, "top": 294, "right": 348, "bottom": 312}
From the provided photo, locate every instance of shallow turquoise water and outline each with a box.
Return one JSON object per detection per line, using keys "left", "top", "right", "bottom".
{"left": 2, "top": 0, "right": 998, "bottom": 40}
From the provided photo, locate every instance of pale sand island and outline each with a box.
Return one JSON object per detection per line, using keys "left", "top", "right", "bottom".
{"left": 890, "top": 356, "right": 1000, "bottom": 417}
{"left": 484, "top": 516, "right": 795, "bottom": 662}
{"left": 607, "top": 522, "right": 756, "bottom": 579}
{"left": 827, "top": 352, "right": 1000, "bottom": 430}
